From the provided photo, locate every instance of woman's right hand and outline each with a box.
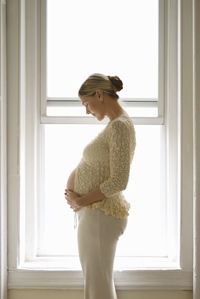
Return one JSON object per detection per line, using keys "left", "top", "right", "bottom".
{"left": 64, "top": 189, "right": 82, "bottom": 212}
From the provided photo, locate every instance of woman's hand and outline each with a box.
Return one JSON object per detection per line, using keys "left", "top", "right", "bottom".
{"left": 64, "top": 189, "right": 82, "bottom": 212}
{"left": 65, "top": 186, "right": 105, "bottom": 212}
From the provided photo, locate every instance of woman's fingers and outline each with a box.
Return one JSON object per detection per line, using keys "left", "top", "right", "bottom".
{"left": 64, "top": 188, "right": 81, "bottom": 211}
{"left": 65, "top": 195, "right": 78, "bottom": 209}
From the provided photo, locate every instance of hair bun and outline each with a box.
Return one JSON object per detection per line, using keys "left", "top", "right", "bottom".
{"left": 108, "top": 75, "right": 123, "bottom": 92}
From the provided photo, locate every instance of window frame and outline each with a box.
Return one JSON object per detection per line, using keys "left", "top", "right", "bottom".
{"left": 7, "top": 0, "right": 193, "bottom": 289}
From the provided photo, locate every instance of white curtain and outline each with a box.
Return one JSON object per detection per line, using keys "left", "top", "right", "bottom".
{"left": 193, "top": 0, "right": 200, "bottom": 298}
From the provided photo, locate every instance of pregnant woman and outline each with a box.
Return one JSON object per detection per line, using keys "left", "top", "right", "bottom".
{"left": 65, "top": 73, "right": 136, "bottom": 299}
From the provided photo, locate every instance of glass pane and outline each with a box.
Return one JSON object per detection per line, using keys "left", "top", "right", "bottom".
{"left": 38, "top": 124, "right": 166, "bottom": 263}
{"left": 47, "top": 0, "right": 158, "bottom": 98}
{"left": 47, "top": 102, "right": 158, "bottom": 117}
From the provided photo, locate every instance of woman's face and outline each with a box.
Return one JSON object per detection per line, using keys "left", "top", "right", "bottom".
{"left": 80, "top": 92, "right": 106, "bottom": 121}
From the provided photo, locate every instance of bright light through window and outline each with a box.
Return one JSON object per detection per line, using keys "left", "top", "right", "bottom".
{"left": 38, "top": 124, "right": 166, "bottom": 268}
{"left": 47, "top": 0, "right": 158, "bottom": 99}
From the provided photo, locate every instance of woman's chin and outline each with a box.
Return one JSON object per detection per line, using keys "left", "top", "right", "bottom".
{"left": 95, "top": 114, "right": 104, "bottom": 121}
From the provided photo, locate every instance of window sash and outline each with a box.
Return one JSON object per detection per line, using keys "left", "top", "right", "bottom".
{"left": 40, "top": 0, "right": 165, "bottom": 123}
{"left": 38, "top": 124, "right": 167, "bottom": 263}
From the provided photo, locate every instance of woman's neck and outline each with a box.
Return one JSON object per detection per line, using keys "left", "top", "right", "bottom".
{"left": 106, "top": 104, "right": 125, "bottom": 120}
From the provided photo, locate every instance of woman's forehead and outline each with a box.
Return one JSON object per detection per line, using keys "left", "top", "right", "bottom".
{"left": 80, "top": 96, "right": 87, "bottom": 103}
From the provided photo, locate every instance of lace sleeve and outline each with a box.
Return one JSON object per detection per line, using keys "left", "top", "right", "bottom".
{"left": 100, "top": 120, "right": 133, "bottom": 197}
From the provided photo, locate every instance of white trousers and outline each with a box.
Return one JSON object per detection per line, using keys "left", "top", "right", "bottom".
{"left": 77, "top": 207, "right": 127, "bottom": 299}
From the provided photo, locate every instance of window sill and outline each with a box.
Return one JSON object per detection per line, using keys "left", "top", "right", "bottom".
{"left": 8, "top": 268, "right": 192, "bottom": 290}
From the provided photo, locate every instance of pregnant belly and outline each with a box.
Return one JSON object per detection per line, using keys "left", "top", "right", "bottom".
{"left": 74, "top": 161, "right": 101, "bottom": 195}
{"left": 66, "top": 169, "right": 76, "bottom": 190}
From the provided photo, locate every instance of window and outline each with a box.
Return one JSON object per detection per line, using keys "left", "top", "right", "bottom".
{"left": 38, "top": 0, "right": 168, "bottom": 269}
{"left": 7, "top": 0, "right": 193, "bottom": 289}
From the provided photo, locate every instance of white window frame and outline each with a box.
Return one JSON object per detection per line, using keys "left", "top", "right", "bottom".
{"left": 7, "top": 0, "right": 193, "bottom": 290}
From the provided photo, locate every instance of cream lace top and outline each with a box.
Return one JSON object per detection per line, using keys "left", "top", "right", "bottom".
{"left": 74, "top": 111, "right": 136, "bottom": 219}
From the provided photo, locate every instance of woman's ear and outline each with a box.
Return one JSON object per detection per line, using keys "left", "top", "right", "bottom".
{"left": 96, "top": 89, "right": 104, "bottom": 102}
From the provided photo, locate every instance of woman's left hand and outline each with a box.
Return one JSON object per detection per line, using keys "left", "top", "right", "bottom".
{"left": 64, "top": 189, "right": 82, "bottom": 212}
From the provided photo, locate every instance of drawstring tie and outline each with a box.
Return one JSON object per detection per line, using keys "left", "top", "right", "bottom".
{"left": 74, "top": 212, "right": 77, "bottom": 229}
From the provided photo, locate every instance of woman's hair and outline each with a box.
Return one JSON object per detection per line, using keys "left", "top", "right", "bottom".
{"left": 78, "top": 73, "right": 123, "bottom": 100}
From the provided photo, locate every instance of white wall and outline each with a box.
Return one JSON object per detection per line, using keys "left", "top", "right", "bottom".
{"left": 193, "top": 0, "right": 200, "bottom": 297}
{"left": 0, "top": 0, "right": 7, "bottom": 298}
